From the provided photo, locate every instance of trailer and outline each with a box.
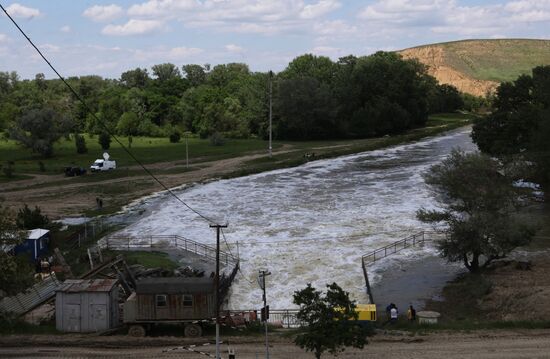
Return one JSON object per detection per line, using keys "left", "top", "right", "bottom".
{"left": 123, "top": 277, "right": 217, "bottom": 337}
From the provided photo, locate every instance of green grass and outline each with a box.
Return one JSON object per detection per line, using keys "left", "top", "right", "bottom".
{"left": 0, "top": 133, "right": 277, "bottom": 175}
{"left": 405, "top": 39, "right": 550, "bottom": 83}
{"left": 110, "top": 250, "right": 179, "bottom": 270}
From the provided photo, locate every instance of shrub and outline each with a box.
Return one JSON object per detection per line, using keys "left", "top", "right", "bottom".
{"left": 74, "top": 134, "right": 88, "bottom": 154}
{"left": 169, "top": 131, "right": 181, "bottom": 143}
{"left": 2, "top": 161, "right": 14, "bottom": 178}
{"left": 38, "top": 161, "right": 46, "bottom": 172}
{"left": 209, "top": 132, "right": 226, "bottom": 146}
{"left": 98, "top": 132, "right": 111, "bottom": 150}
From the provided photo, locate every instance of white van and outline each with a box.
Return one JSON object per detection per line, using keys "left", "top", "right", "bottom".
{"left": 90, "top": 153, "right": 116, "bottom": 172}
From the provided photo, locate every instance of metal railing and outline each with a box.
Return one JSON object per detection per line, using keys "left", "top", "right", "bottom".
{"left": 361, "top": 231, "right": 427, "bottom": 267}
{"left": 100, "top": 234, "right": 239, "bottom": 266}
{"left": 227, "top": 309, "right": 303, "bottom": 328}
{"left": 360, "top": 230, "right": 446, "bottom": 305}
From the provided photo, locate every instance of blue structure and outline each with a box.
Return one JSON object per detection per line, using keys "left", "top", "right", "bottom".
{"left": 13, "top": 228, "right": 50, "bottom": 261}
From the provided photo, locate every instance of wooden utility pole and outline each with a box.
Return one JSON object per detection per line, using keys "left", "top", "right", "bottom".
{"left": 210, "top": 223, "right": 228, "bottom": 359}
{"left": 259, "top": 269, "right": 271, "bottom": 359}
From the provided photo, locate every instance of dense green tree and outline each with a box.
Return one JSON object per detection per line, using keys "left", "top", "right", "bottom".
{"left": 182, "top": 64, "right": 207, "bottom": 87}
{"left": 16, "top": 204, "right": 50, "bottom": 230}
{"left": 151, "top": 63, "right": 181, "bottom": 82}
{"left": 275, "top": 77, "right": 337, "bottom": 140}
{"left": 472, "top": 66, "right": 550, "bottom": 190}
{"left": 74, "top": 133, "right": 88, "bottom": 154}
{"left": 120, "top": 67, "right": 150, "bottom": 88}
{"left": 417, "top": 150, "right": 535, "bottom": 272}
{"left": 0, "top": 204, "right": 35, "bottom": 297}
{"left": 98, "top": 132, "right": 111, "bottom": 150}
{"left": 293, "top": 283, "right": 369, "bottom": 359}
{"left": 8, "top": 107, "right": 71, "bottom": 157}
{"left": 281, "top": 54, "right": 337, "bottom": 85}
{"left": 116, "top": 112, "right": 140, "bottom": 136}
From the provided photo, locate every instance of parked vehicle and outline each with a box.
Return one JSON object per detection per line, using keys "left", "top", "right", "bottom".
{"left": 90, "top": 153, "right": 116, "bottom": 172}
{"left": 64, "top": 167, "right": 87, "bottom": 177}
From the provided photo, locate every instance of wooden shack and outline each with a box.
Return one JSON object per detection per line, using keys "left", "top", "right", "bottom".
{"left": 124, "top": 277, "right": 216, "bottom": 323}
{"left": 55, "top": 279, "right": 119, "bottom": 333}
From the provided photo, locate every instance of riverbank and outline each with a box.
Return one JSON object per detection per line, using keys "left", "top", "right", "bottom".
{"left": 0, "top": 113, "right": 473, "bottom": 219}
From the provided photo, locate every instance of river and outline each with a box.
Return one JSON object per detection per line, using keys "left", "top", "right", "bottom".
{"left": 113, "top": 126, "right": 477, "bottom": 309}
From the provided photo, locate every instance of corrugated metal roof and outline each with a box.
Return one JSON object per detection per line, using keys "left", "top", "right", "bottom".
{"left": 57, "top": 279, "right": 118, "bottom": 293}
{"left": 28, "top": 228, "right": 49, "bottom": 240}
{"left": 136, "top": 277, "right": 214, "bottom": 294}
{"left": 0, "top": 274, "right": 62, "bottom": 315}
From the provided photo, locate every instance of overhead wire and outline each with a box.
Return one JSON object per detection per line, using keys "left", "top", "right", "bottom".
{"left": 0, "top": 3, "right": 217, "bottom": 225}
{"left": 221, "top": 228, "right": 255, "bottom": 285}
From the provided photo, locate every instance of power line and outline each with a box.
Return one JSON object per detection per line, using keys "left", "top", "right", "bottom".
{"left": 0, "top": 3, "right": 217, "bottom": 225}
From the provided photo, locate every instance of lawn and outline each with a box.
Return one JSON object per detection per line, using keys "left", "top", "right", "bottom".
{"left": 0, "top": 113, "right": 474, "bottom": 182}
{"left": 0, "top": 133, "right": 277, "bottom": 175}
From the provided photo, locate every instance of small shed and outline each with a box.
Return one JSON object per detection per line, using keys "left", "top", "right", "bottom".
{"left": 124, "top": 277, "right": 215, "bottom": 323}
{"left": 13, "top": 228, "right": 50, "bottom": 261}
{"left": 55, "top": 279, "right": 119, "bottom": 332}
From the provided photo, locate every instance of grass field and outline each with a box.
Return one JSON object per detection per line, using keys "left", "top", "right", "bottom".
{"left": 0, "top": 113, "right": 473, "bottom": 182}
{"left": 0, "top": 134, "right": 277, "bottom": 175}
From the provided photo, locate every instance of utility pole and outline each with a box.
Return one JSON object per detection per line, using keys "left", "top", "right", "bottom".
{"left": 258, "top": 269, "right": 271, "bottom": 359}
{"left": 210, "top": 223, "right": 228, "bottom": 359}
{"left": 268, "top": 70, "right": 273, "bottom": 158}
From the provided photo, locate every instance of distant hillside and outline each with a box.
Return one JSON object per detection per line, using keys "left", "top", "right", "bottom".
{"left": 398, "top": 39, "right": 550, "bottom": 97}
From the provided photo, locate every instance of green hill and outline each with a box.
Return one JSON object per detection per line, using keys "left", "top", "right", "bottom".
{"left": 399, "top": 39, "right": 550, "bottom": 96}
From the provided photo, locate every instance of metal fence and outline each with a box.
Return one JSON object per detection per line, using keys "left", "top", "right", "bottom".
{"left": 227, "top": 309, "right": 303, "bottom": 328}
{"left": 361, "top": 231, "right": 427, "bottom": 266}
{"left": 100, "top": 235, "right": 239, "bottom": 267}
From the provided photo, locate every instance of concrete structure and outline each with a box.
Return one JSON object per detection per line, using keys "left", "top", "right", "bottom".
{"left": 417, "top": 311, "right": 441, "bottom": 325}
{"left": 55, "top": 279, "right": 119, "bottom": 332}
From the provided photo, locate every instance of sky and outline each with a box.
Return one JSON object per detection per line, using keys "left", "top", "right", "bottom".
{"left": 0, "top": 0, "right": 549, "bottom": 79}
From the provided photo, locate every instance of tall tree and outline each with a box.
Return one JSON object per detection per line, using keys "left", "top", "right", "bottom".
{"left": 293, "top": 283, "right": 369, "bottom": 359}
{"left": 182, "top": 64, "right": 207, "bottom": 87}
{"left": 472, "top": 66, "right": 550, "bottom": 191}
{"left": 151, "top": 63, "right": 181, "bottom": 82}
{"left": 8, "top": 107, "right": 71, "bottom": 157}
{"left": 417, "top": 150, "right": 535, "bottom": 272}
{"left": 120, "top": 68, "right": 150, "bottom": 88}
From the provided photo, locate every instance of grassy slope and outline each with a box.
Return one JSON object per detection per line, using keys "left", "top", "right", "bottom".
{"left": 403, "top": 39, "right": 550, "bottom": 83}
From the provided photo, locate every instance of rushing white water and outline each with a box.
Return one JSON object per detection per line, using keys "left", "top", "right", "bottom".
{"left": 115, "top": 127, "right": 477, "bottom": 309}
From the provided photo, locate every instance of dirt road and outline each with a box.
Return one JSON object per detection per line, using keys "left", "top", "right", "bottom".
{"left": 2, "top": 330, "right": 550, "bottom": 358}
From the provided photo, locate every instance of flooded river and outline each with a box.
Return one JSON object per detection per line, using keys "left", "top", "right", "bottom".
{"left": 114, "top": 127, "right": 477, "bottom": 308}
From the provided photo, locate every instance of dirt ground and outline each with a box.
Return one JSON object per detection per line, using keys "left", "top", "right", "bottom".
{"left": 2, "top": 330, "right": 550, "bottom": 358}
{"left": 0, "top": 149, "right": 290, "bottom": 219}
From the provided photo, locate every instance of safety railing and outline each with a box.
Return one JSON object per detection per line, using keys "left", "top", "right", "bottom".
{"left": 100, "top": 234, "right": 238, "bottom": 267}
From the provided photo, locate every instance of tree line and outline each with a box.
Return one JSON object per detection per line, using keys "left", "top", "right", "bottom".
{"left": 0, "top": 52, "right": 465, "bottom": 157}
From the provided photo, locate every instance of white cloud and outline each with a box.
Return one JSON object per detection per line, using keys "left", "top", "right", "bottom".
{"left": 39, "top": 44, "right": 61, "bottom": 52}
{"left": 311, "top": 46, "right": 343, "bottom": 57}
{"left": 168, "top": 46, "right": 204, "bottom": 59}
{"left": 126, "top": 0, "right": 341, "bottom": 35}
{"left": 0, "top": 33, "right": 9, "bottom": 43}
{"left": 225, "top": 44, "right": 244, "bottom": 53}
{"left": 83, "top": 4, "right": 124, "bottom": 22}
{"left": 300, "top": 0, "right": 341, "bottom": 19}
{"left": 102, "top": 19, "right": 164, "bottom": 36}
{"left": 60, "top": 25, "right": 71, "bottom": 33}
{"left": 6, "top": 3, "right": 40, "bottom": 19}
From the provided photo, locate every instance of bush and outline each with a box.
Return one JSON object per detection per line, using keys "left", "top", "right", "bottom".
{"left": 169, "top": 131, "right": 181, "bottom": 143}
{"left": 2, "top": 161, "right": 14, "bottom": 178}
{"left": 98, "top": 132, "right": 111, "bottom": 150}
{"left": 209, "top": 132, "right": 226, "bottom": 146}
{"left": 38, "top": 161, "right": 46, "bottom": 172}
{"left": 74, "top": 134, "right": 88, "bottom": 154}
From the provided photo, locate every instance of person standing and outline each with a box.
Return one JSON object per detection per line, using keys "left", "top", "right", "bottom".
{"left": 407, "top": 305, "right": 416, "bottom": 321}
{"left": 390, "top": 305, "right": 398, "bottom": 323}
